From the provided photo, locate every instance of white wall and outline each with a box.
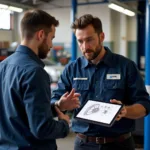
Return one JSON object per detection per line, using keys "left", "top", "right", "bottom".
{"left": 110, "top": 9, "right": 137, "bottom": 43}
{"left": 0, "top": 12, "right": 21, "bottom": 46}
{"left": 127, "top": 16, "right": 137, "bottom": 41}
{"left": 111, "top": 10, "right": 121, "bottom": 53}
{"left": 110, "top": 9, "right": 137, "bottom": 55}
{"left": 42, "top": 4, "right": 111, "bottom": 44}
{"left": 12, "top": 13, "right": 21, "bottom": 43}
{"left": 78, "top": 4, "right": 111, "bottom": 42}
{"left": 0, "top": 30, "right": 13, "bottom": 43}
{"left": 17, "top": 13, "right": 24, "bottom": 43}
{"left": 15, "top": 2, "right": 137, "bottom": 55}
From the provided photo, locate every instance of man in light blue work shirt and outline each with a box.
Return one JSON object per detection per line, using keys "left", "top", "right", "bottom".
{"left": 51, "top": 14, "right": 150, "bottom": 150}
{"left": 0, "top": 9, "right": 80, "bottom": 150}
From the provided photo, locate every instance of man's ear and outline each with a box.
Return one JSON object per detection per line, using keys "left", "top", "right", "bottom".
{"left": 36, "top": 30, "right": 45, "bottom": 41}
{"left": 99, "top": 32, "right": 105, "bottom": 43}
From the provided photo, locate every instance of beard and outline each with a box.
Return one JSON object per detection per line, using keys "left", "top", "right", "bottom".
{"left": 38, "top": 40, "right": 50, "bottom": 59}
{"left": 83, "top": 43, "right": 102, "bottom": 61}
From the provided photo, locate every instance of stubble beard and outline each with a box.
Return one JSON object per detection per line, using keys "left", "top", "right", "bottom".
{"left": 85, "top": 43, "right": 102, "bottom": 61}
{"left": 38, "top": 41, "right": 49, "bottom": 59}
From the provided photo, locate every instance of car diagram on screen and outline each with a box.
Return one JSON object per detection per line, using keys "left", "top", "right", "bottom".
{"left": 76, "top": 100, "right": 123, "bottom": 126}
{"left": 83, "top": 104, "right": 111, "bottom": 116}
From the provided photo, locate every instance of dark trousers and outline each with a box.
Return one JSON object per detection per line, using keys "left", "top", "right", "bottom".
{"left": 74, "top": 135, "right": 135, "bottom": 150}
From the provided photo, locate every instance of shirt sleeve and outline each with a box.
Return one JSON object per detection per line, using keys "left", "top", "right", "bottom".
{"left": 51, "top": 64, "right": 72, "bottom": 105}
{"left": 22, "top": 67, "right": 69, "bottom": 140}
{"left": 127, "top": 61, "right": 150, "bottom": 115}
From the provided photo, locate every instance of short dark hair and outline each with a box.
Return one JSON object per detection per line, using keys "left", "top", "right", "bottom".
{"left": 71, "top": 14, "right": 103, "bottom": 34}
{"left": 21, "top": 9, "right": 59, "bottom": 40}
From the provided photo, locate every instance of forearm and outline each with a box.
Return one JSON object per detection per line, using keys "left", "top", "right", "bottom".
{"left": 125, "top": 104, "right": 146, "bottom": 119}
{"left": 51, "top": 102, "right": 58, "bottom": 117}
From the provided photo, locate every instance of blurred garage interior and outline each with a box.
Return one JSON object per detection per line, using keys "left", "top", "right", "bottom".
{"left": 0, "top": 0, "right": 150, "bottom": 150}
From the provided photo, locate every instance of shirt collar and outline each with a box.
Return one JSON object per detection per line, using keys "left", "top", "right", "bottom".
{"left": 15, "top": 45, "right": 45, "bottom": 68}
{"left": 81, "top": 46, "right": 114, "bottom": 68}
{"left": 101, "top": 47, "right": 114, "bottom": 67}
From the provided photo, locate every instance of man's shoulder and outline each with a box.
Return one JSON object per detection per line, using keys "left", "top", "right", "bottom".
{"left": 67, "top": 56, "right": 84, "bottom": 66}
{"left": 1, "top": 53, "right": 42, "bottom": 73}
{"left": 63, "top": 57, "right": 85, "bottom": 72}
{"left": 112, "top": 52, "right": 134, "bottom": 65}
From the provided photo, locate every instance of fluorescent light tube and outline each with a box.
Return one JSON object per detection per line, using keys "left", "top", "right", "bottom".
{"left": 108, "top": 3, "right": 124, "bottom": 13}
{"left": 108, "top": 3, "right": 135, "bottom": 17}
{"left": 123, "top": 9, "right": 135, "bottom": 16}
{"left": 0, "top": 4, "right": 8, "bottom": 9}
{"left": 0, "top": 3, "right": 23, "bottom": 13}
{"left": 8, "top": 6, "right": 23, "bottom": 13}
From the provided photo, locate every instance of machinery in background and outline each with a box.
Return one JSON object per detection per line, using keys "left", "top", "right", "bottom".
{"left": 41, "top": 58, "right": 64, "bottom": 83}
{"left": 0, "top": 41, "right": 18, "bottom": 62}
{"left": 0, "top": 41, "right": 10, "bottom": 61}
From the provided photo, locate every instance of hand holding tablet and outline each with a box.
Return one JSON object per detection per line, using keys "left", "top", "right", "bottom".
{"left": 75, "top": 100, "right": 123, "bottom": 127}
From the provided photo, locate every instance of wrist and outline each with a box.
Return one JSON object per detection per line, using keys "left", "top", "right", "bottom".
{"left": 55, "top": 101, "right": 66, "bottom": 111}
{"left": 55, "top": 101, "right": 60, "bottom": 108}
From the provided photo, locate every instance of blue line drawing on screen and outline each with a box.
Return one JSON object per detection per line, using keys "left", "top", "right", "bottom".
{"left": 103, "top": 106, "right": 110, "bottom": 114}
{"left": 84, "top": 104, "right": 100, "bottom": 115}
{"left": 84, "top": 104, "right": 111, "bottom": 116}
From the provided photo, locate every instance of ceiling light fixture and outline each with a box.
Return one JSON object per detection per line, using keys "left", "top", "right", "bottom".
{"left": 8, "top": 6, "right": 23, "bottom": 13}
{"left": 0, "top": 4, "right": 8, "bottom": 9}
{"left": 0, "top": 3, "right": 23, "bottom": 13}
{"left": 108, "top": 0, "right": 136, "bottom": 17}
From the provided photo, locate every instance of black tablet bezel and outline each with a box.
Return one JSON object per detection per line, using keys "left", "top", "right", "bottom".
{"left": 75, "top": 100, "right": 123, "bottom": 127}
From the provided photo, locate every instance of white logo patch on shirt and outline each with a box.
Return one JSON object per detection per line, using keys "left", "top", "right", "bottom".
{"left": 106, "top": 74, "right": 121, "bottom": 80}
{"left": 73, "top": 78, "right": 88, "bottom": 80}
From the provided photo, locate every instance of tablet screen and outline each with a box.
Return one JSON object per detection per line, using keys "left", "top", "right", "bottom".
{"left": 75, "top": 100, "right": 123, "bottom": 127}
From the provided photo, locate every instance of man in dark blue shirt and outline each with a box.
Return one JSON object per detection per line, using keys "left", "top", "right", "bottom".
{"left": 0, "top": 9, "right": 80, "bottom": 150}
{"left": 51, "top": 14, "right": 150, "bottom": 150}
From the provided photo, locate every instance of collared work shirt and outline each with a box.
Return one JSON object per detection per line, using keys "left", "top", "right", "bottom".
{"left": 51, "top": 47, "right": 150, "bottom": 137}
{"left": 0, "top": 45, "right": 69, "bottom": 150}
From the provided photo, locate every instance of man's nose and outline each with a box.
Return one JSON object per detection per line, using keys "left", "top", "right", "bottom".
{"left": 83, "top": 41, "right": 90, "bottom": 50}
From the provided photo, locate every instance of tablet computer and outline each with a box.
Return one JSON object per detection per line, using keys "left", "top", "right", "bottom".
{"left": 75, "top": 100, "right": 123, "bottom": 127}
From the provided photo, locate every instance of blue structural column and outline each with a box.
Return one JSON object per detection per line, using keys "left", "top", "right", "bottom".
{"left": 137, "top": 1, "right": 146, "bottom": 70}
{"left": 144, "top": 0, "right": 150, "bottom": 150}
{"left": 71, "top": 0, "right": 77, "bottom": 61}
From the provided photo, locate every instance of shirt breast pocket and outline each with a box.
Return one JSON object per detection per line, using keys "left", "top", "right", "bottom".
{"left": 104, "top": 80, "right": 125, "bottom": 90}
{"left": 103, "top": 80, "right": 125, "bottom": 100}
{"left": 72, "top": 80, "right": 89, "bottom": 91}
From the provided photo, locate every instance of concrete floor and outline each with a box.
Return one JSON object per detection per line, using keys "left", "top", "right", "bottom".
{"left": 56, "top": 131, "right": 143, "bottom": 150}
{"left": 57, "top": 131, "right": 75, "bottom": 150}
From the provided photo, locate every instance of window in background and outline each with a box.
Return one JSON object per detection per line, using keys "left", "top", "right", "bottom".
{"left": 0, "top": 9, "right": 11, "bottom": 30}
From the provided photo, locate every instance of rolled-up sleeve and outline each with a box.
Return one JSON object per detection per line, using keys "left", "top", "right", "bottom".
{"left": 22, "top": 67, "right": 69, "bottom": 139}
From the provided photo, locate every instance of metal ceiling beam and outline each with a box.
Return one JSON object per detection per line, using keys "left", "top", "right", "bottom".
{"left": 20, "top": 0, "right": 29, "bottom": 2}
{"left": 78, "top": 0, "right": 108, "bottom": 6}
{"left": 0, "top": 0, "right": 34, "bottom": 9}
{"left": 78, "top": 0, "right": 144, "bottom": 6}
